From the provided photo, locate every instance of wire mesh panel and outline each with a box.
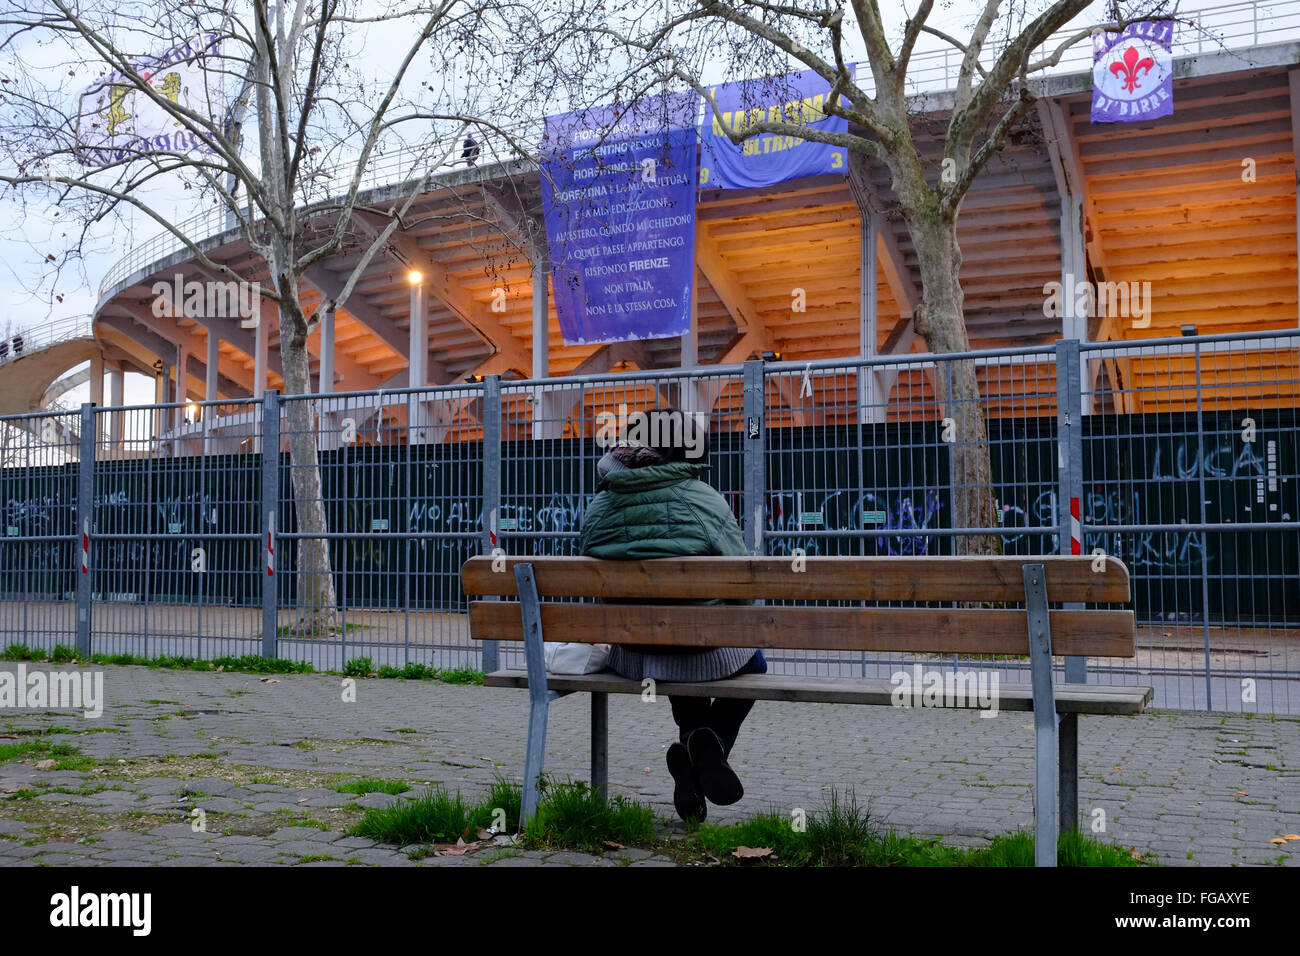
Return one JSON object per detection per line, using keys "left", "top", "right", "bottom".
{"left": 1082, "top": 332, "right": 1300, "bottom": 714}
{"left": 275, "top": 384, "right": 486, "bottom": 673}
{"left": 0, "top": 409, "right": 81, "bottom": 654}
{"left": 761, "top": 349, "right": 1062, "bottom": 680}
{"left": 89, "top": 398, "right": 263, "bottom": 660}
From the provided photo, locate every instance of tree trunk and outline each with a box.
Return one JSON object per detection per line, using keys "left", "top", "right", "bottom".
{"left": 907, "top": 211, "right": 1001, "bottom": 557}
{"left": 275, "top": 284, "right": 340, "bottom": 634}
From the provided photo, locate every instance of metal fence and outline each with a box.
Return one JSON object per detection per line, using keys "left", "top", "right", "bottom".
{"left": 1, "top": 329, "right": 1297, "bottom": 712}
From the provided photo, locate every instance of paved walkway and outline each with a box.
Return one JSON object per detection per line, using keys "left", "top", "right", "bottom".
{"left": 1, "top": 663, "right": 1297, "bottom": 867}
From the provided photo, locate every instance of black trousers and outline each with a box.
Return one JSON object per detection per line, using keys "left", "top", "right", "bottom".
{"left": 669, "top": 696, "right": 756, "bottom": 757}
{"left": 667, "top": 651, "right": 766, "bottom": 757}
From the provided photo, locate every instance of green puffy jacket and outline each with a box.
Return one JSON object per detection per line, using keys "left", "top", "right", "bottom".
{"left": 578, "top": 461, "right": 746, "bottom": 559}
{"left": 578, "top": 460, "right": 755, "bottom": 678}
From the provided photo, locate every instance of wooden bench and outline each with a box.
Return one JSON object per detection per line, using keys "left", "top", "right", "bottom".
{"left": 461, "top": 554, "right": 1153, "bottom": 866}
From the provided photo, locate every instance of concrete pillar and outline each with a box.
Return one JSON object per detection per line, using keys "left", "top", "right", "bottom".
{"left": 108, "top": 364, "right": 123, "bottom": 453}
{"left": 204, "top": 330, "right": 219, "bottom": 455}
{"left": 154, "top": 364, "right": 169, "bottom": 441}
{"left": 205, "top": 329, "right": 219, "bottom": 403}
{"left": 859, "top": 213, "right": 884, "bottom": 424}
{"left": 531, "top": 252, "right": 551, "bottom": 440}
{"left": 173, "top": 343, "right": 187, "bottom": 433}
{"left": 531, "top": 251, "right": 549, "bottom": 380}
{"left": 89, "top": 351, "right": 105, "bottom": 445}
{"left": 1060, "top": 193, "right": 1092, "bottom": 414}
{"left": 254, "top": 308, "right": 269, "bottom": 399}
{"left": 681, "top": 269, "right": 699, "bottom": 369}
{"left": 319, "top": 306, "right": 335, "bottom": 395}
{"left": 409, "top": 275, "right": 428, "bottom": 444}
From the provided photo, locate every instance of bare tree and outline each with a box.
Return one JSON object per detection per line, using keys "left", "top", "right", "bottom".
{"left": 587, "top": 0, "right": 1180, "bottom": 553}
{"left": 0, "top": 0, "right": 581, "bottom": 630}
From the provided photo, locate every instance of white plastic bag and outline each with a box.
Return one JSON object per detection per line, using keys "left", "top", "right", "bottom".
{"left": 544, "top": 642, "right": 611, "bottom": 675}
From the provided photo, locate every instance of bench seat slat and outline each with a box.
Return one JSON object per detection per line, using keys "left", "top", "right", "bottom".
{"left": 482, "top": 671, "right": 1154, "bottom": 715}
{"left": 468, "top": 602, "right": 1138, "bottom": 658}
{"left": 462, "top": 555, "right": 1131, "bottom": 604}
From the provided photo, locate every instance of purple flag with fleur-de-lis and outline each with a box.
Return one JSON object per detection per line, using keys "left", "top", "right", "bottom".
{"left": 1091, "top": 20, "right": 1174, "bottom": 123}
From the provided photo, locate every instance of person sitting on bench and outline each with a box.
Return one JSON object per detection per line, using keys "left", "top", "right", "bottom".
{"left": 578, "top": 407, "right": 765, "bottom": 822}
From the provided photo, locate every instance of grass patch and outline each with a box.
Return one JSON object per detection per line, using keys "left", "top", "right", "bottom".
{"left": 342, "top": 657, "right": 374, "bottom": 678}
{"left": 50, "top": 645, "right": 78, "bottom": 663}
{"left": 438, "top": 668, "right": 484, "bottom": 686}
{"left": 523, "top": 780, "right": 656, "bottom": 852}
{"left": 0, "top": 740, "right": 96, "bottom": 771}
{"left": 688, "top": 789, "right": 1143, "bottom": 867}
{"left": 81, "top": 652, "right": 312, "bottom": 674}
{"left": 334, "top": 778, "right": 410, "bottom": 796}
{"left": 349, "top": 786, "right": 475, "bottom": 845}
{"left": 2, "top": 644, "right": 35, "bottom": 661}
{"left": 377, "top": 663, "right": 439, "bottom": 680}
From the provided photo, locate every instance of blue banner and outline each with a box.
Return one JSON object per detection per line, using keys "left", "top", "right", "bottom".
{"left": 700, "top": 67, "right": 852, "bottom": 190}
{"left": 540, "top": 94, "right": 699, "bottom": 346}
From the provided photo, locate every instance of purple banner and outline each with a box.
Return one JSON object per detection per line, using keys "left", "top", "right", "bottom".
{"left": 1091, "top": 20, "right": 1174, "bottom": 123}
{"left": 700, "top": 66, "right": 853, "bottom": 190}
{"left": 540, "top": 94, "right": 699, "bottom": 346}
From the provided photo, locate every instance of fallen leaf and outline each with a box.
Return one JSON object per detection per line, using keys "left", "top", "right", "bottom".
{"left": 434, "top": 837, "right": 473, "bottom": 856}
{"left": 1113, "top": 765, "right": 1122, "bottom": 771}
{"left": 602, "top": 840, "right": 624, "bottom": 850}
{"left": 215, "top": 666, "right": 224, "bottom": 672}
{"left": 259, "top": 677, "right": 279, "bottom": 683}
{"left": 297, "top": 798, "right": 309, "bottom": 803}
{"left": 1284, "top": 834, "right": 1300, "bottom": 841}
{"left": 1236, "top": 790, "right": 1248, "bottom": 796}
{"left": 733, "top": 846, "right": 773, "bottom": 860}
{"left": 477, "top": 829, "right": 494, "bottom": 841}
{"left": 34, "top": 759, "right": 55, "bottom": 771}
{"left": 1129, "top": 847, "right": 1144, "bottom": 861}
{"left": 1270, "top": 838, "right": 1288, "bottom": 845}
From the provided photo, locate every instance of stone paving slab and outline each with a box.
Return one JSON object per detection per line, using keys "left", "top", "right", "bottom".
{"left": 1, "top": 663, "right": 1297, "bottom": 867}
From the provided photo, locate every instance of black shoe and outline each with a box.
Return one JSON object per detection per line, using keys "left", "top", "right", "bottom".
{"left": 666, "top": 742, "right": 706, "bottom": 822}
{"left": 686, "top": 728, "right": 743, "bottom": 806}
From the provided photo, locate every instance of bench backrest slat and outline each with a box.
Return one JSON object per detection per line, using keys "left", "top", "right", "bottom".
{"left": 468, "top": 603, "right": 1138, "bottom": 658}
{"left": 462, "top": 555, "right": 1131, "bottom": 604}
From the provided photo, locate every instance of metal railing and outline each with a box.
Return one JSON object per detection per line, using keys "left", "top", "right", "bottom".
{"left": 0, "top": 314, "right": 93, "bottom": 365}
{"left": 1, "top": 329, "right": 1297, "bottom": 712}
{"left": 96, "top": 118, "right": 541, "bottom": 301}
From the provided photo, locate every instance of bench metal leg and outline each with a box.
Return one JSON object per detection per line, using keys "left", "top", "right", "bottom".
{"left": 515, "top": 563, "right": 549, "bottom": 830}
{"left": 1059, "top": 711, "right": 1079, "bottom": 833}
{"left": 1023, "top": 563, "right": 1058, "bottom": 867}
{"left": 591, "top": 692, "right": 608, "bottom": 799}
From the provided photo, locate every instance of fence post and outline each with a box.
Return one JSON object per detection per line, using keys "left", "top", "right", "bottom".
{"left": 261, "top": 390, "right": 279, "bottom": 659}
{"left": 1055, "top": 340, "right": 1086, "bottom": 685}
{"left": 481, "top": 375, "right": 502, "bottom": 673}
{"left": 75, "top": 403, "right": 94, "bottom": 657}
{"left": 742, "top": 359, "right": 766, "bottom": 555}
